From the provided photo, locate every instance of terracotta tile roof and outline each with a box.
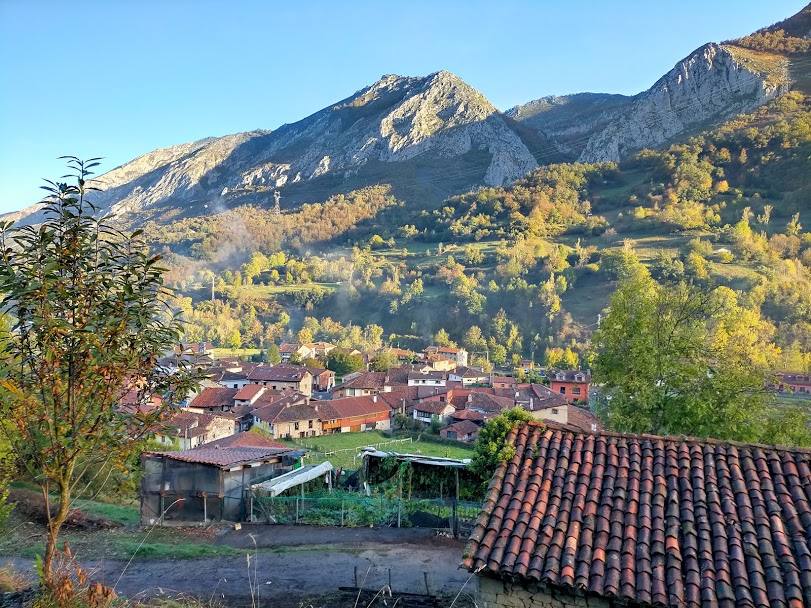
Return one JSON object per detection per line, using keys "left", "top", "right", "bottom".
{"left": 452, "top": 366, "right": 487, "bottom": 378}
{"left": 202, "top": 432, "right": 287, "bottom": 449}
{"left": 251, "top": 402, "right": 286, "bottom": 423}
{"left": 189, "top": 387, "right": 237, "bottom": 409}
{"left": 565, "top": 405, "right": 602, "bottom": 433}
{"left": 441, "top": 420, "right": 481, "bottom": 436}
{"left": 162, "top": 411, "right": 216, "bottom": 435}
{"left": 162, "top": 446, "right": 292, "bottom": 468}
{"left": 549, "top": 369, "right": 591, "bottom": 382}
{"left": 509, "top": 384, "right": 569, "bottom": 410}
{"left": 464, "top": 422, "right": 811, "bottom": 607}
{"left": 451, "top": 409, "right": 486, "bottom": 422}
{"left": 279, "top": 342, "right": 301, "bottom": 353}
{"left": 248, "top": 364, "right": 309, "bottom": 382}
{"left": 466, "top": 392, "right": 515, "bottom": 413}
{"left": 319, "top": 396, "right": 391, "bottom": 419}
{"left": 305, "top": 366, "right": 332, "bottom": 377}
{"left": 408, "top": 370, "right": 447, "bottom": 381}
{"left": 274, "top": 403, "right": 319, "bottom": 423}
{"left": 414, "top": 386, "right": 450, "bottom": 400}
{"left": 234, "top": 384, "right": 265, "bottom": 401}
{"left": 251, "top": 393, "right": 309, "bottom": 422}
{"left": 377, "top": 389, "right": 415, "bottom": 409}
{"left": 338, "top": 371, "right": 390, "bottom": 389}
{"left": 413, "top": 400, "right": 454, "bottom": 415}
{"left": 209, "top": 369, "right": 248, "bottom": 382}
{"left": 386, "top": 366, "right": 414, "bottom": 385}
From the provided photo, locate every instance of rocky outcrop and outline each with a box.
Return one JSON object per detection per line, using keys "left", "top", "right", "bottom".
{"left": 510, "top": 43, "right": 789, "bottom": 163}
{"left": 578, "top": 43, "right": 789, "bottom": 162}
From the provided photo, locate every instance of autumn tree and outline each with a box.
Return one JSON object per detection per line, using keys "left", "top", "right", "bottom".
{"left": 591, "top": 263, "right": 808, "bottom": 444}
{"left": 369, "top": 350, "right": 399, "bottom": 371}
{"left": 0, "top": 159, "right": 197, "bottom": 585}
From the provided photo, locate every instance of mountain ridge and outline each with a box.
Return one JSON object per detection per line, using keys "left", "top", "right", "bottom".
{"left": 9, "top": 3, "right": 810, "bottom": 226}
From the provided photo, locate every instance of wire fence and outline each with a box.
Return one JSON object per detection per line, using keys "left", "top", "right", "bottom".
{"left": 294, "top": 437, "right": 416, "bottom": 468}
{"left": 250, "top": 493, "right": 480, "bottom": 537}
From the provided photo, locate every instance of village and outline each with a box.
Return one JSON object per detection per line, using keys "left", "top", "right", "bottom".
{"left": 4, "top": 3, "right": 811, "bottom": 607}
{"left": 135, "top": 340, "right": 598, "bottom": 525}
{"left": 110, "top": 340, "right": 811, "bottom": 608}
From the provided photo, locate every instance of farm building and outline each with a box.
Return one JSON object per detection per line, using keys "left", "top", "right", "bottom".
{"left": 140, "top": 444, "right": 304, "bottom": 524}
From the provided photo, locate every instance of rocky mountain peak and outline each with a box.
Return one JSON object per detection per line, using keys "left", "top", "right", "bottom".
{"left": 11, "top": 70, "right": 537, "bottom": 225}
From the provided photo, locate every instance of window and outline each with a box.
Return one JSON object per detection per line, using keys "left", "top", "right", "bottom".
{"left": 559, "top": 386, "right": 566, "bottom": 394}
{"left": 294, "top": 422, "right": 299, "bottom": 430}
{"left": 573, "top": 387, "right": 581, "bottom": 395}
{"left": 552, "top": 408, "right": 559, "bottom": 415}
{"left": 308, "top": 420, "right": 313, "bottom": 429}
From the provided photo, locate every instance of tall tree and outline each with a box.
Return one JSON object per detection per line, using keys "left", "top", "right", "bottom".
{"left": 592, "top": 263, "right": 791, "bottom": 442}
{"left": 0, "top": 159, "right": 197, "bottom": 585}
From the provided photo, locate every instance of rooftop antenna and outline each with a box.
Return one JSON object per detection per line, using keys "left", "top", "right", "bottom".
{"left": 273, "top": 189, "right": 281, "bottom": 215}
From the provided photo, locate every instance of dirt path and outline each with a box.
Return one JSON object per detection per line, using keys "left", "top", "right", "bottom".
{"left": 3, "top": 527, "right": 475, "bottom": 606}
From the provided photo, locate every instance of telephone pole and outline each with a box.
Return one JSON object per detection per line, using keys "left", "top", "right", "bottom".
{"left": 273, "top": 189, "right": 281, "bottom": 215}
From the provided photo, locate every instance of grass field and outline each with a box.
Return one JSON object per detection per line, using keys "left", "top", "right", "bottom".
{"left": 283, "top": 430, "right": 474, "bottom": 470}
{"left": 238, "top": 282, "right": 340, "bottom": 296}
{"left": 0, "top": 495, "right": 241, "bottom": 561}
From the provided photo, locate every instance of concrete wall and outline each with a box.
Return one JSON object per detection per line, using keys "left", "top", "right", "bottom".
{"left": 477, "top": 578, "right": 610, "bottom": 608}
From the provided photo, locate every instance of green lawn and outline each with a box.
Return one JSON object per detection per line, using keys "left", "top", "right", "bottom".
{"left": 238, "top": 282, "right": 340, "bottom": 296}
{"left": 0, "top": 500, "right": 241, "bottom": 561}
{"left": 282, "top": 430, "right": 474, "bottom": 470}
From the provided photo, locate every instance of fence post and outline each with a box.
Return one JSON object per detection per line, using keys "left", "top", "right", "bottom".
{"left": 452, "top": 497, "right": 458, "bottom": 539}
{"left": 341, "top": 501, "right": 345, "bottom": 526}
{"left": 295, "top": 497, "right": 299, "bottom": 524}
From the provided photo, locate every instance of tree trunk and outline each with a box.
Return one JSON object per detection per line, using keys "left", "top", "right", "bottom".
{"left": 41, "top": 476, "right": 72, "bottom": 587}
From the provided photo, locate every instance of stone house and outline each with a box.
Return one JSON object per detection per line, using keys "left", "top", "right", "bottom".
{"left": 412, "top": 400, "right": 455, "bottom": 424}
{"left": 439, "top": 420, "right": 480, "bottom": 442}
{"left": 247, "top": 364, "right": 313, "bottom": 397}
{"left": 317, "top": 395, "right": 392, "bottom": 433}
{"left": 251, "top": 400, "right": 322, "bottom": 439}
{"left": 333, "top": 371, "right": 393, "bottom": 397}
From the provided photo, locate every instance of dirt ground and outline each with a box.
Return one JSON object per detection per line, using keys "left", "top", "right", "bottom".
{"left": 3, "top": 525, "right": 478, "bottom": 607}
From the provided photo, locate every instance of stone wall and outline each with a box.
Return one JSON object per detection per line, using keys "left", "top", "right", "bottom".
{"left": 477, "top": 577, "right": 611, "bottom": 608}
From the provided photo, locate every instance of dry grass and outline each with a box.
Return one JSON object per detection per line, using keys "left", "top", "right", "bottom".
{"left": 0, "top": 563, "right": 26, "bottom": 593}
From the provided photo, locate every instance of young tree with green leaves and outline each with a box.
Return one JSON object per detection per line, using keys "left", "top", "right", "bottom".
{"left": 326, "top": 350, "right": 364, "bottom": 376}
{"left": 591, "top": 262, "right": 808, "bottom": 444}
{"left": 471, "top": 407, "right": 534, "bottom": 484}
{"left": 0, "top": 159, "right": 198, "bottom": 586}
{"left": 369, "top": 349, "right": 399, "bottom": 371}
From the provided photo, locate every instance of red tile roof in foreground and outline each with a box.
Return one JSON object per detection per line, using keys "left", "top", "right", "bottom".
{"left": 464, "top": 422, "right": 811, "bottom": 608}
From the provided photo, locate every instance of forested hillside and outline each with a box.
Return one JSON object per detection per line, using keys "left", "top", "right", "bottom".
{"left": 151, "top": 89, "right": 811, "bottom": 372}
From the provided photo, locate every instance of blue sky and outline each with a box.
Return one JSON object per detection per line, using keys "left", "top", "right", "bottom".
{"left": 0, "top": 0, "right": 805, "bottom": 212}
